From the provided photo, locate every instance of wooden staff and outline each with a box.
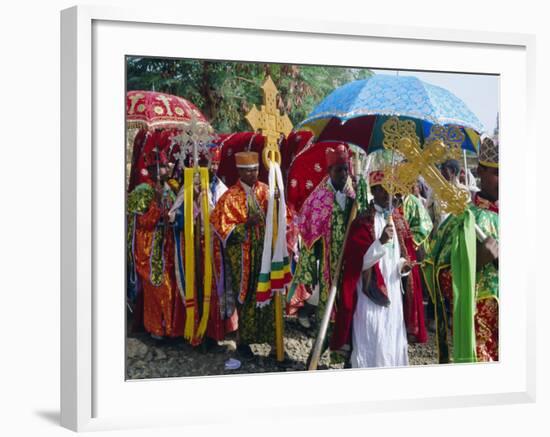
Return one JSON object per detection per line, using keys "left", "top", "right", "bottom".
{"left": 245, "top": 76, "right": 293, "bottom": 362}
{"left": 264, "top": 151, "right": 285, "bottom": 363}
{"left": 308, "top": 200, "right": 358, "bottom": 370}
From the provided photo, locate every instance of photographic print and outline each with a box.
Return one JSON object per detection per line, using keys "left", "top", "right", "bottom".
{"left": 125, "top": 57, "right": 499, "bottom": 379}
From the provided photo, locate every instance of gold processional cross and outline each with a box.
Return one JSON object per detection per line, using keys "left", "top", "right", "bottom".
{"left": 244, "top": 76, "right": 293, "bottom": 363}
{"left": 381, "top": 117, "right": 470, "bottom": 216}
{"left": 245, "top": 76, "right": 293, "bottom": 167}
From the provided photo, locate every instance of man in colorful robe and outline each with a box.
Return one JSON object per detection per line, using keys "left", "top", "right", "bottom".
{"left": 289, "top": 144, "right": 355, "bottom": 338}
{"left": 331, "top": 171, "right": 423, "bottom": 367}
{"left": 427, "top": 159, "right": 470, "bottom": 231}
{"left": 423, "top": 136, "right": 499, "bottom": 363}
{"left": 127, "top": 150, "right": 185, "bottom": 339}
{"left": 210, "top": 151, "right": 273, "bottom": 358}
{"left": 401, "top": 182, "right": 433, "bottom": 254}
{"left": 400, "top": 179, "right": 434, "bottom": 338}
{"left": 203, "top": 146, "right": 239, "bottom": 343}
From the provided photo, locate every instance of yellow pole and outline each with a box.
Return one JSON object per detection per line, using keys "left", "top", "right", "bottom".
{"left": 272, "top": 194, "right": 284, "bottom": 362}
{"left": 244, "top": 76, "right": 293, "bottom": 364}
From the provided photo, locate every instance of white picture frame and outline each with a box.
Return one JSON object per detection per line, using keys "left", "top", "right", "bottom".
{"left": 61, "top": 5, "right": 536, "bottom": 432}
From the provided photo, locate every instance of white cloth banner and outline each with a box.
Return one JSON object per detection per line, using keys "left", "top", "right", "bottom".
{"left": 257, "top": 162, "right": 289, "bottom": 307}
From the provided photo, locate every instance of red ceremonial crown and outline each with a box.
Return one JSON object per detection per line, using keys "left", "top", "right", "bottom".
{"left": 325, "top": 144, "right": 349, "bottom": 167}
{"left": 369, "top": 170, "right": 385, "bottom": 186}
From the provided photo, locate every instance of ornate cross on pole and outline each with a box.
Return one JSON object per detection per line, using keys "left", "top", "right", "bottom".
{"left": 245, "top": 76, "right": 293, "bottom": 167}
{"left": 172, "top": 114, "right": 213, "bottom": 169}
{"left": 171, "top": 115, "right": 215, "bottom": 345}
{"left": 381, "top": 117, "right": 470, "bottom": 216}
{"left": 245, "top": 76, "right": 293, "bottom": 363}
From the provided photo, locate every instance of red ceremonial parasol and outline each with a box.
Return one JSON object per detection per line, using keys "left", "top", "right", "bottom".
{"left": 127, "top": 90, "right": 211, "bottom": 130}
{"left": 214, "top": 132, "right": 269, "bottom": 187}
{"left": 286, "top": 141, "right": 351, "bottom": 213}
{"left": 126, "top": 91, "right": 213, "bottom": 191}
{"left": 280, "top": 130, "right": 315, "bottom": 183}
{"left": 213, "top": 130, "right": 314, "bottom": 188}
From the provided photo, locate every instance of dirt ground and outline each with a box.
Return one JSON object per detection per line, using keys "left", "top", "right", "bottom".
{"left": 126, "top": 315, "right": 439, "bottom": 379}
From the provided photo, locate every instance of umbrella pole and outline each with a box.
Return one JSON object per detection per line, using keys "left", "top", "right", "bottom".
{"left": 463, "top": 150, "right": 469, "bottom": 188}
{"left": 387, "top": 148, "right": 396, "bottom": 230}
{"left": 365, "top": 154, "right": 373, "bottom": 177}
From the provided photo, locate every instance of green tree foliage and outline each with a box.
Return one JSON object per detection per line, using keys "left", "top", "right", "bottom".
{"left": 127, "top": 57, "right": 372, "bottom": 133}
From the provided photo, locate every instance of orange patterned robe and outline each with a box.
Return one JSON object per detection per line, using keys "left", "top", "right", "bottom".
{"left": 210, "top": 180, "right": 274, "bottom": 345}
{"left": 210, "top": 181, "right": 269, "bottom": 304}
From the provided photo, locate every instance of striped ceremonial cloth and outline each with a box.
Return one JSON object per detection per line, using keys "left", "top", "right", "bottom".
{"left": 256, "top": 163, "right": 292, "bottom": 307}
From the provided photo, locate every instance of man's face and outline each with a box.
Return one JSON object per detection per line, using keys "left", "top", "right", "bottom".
{"left": 198, "top": 157, "right": 209, "bottom": 168}
{"left": 159, "top": 165, "right": 169, "bottom": 182}
{"left": 371, "top": 185, "right": 390, "bottom": 209}
{"left": 328, "top": 163, "right": 349, "bottom": 191}
{"left": 147, "top": 165, "right": 169, "bottom": 183}
{"left": 210, "top": 161, "right": 220, "bottom": 177}
{"left": 459, "top": 170, "right": 466, "bottom": 185}
{"left": 412, "top": 182, "right": 421, "bottom": 197}
{"left": 238, "top": 166, "right": 259, "bottom": 186}
{"left": 477, "top": 164, "right": 499, "bottom": 200}
{"left": 441, "top": 165, "right": 455, "bottom": 182}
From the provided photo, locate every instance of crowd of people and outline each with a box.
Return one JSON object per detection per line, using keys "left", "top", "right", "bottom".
{"left": 126, "top": 134, "right": 499, "bottom": 370}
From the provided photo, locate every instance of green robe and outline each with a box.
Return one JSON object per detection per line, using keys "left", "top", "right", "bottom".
{"left": 291, "top": 188, "right": 353, "bottom": 327}
{"left": 402, "top": 194, "right": 433, "bottom": 250}
{"left": 423, "top": 201, "right": 498, "bottom": 363}
{"left": 470, "top": 205, "right": 499, "bottom": 301}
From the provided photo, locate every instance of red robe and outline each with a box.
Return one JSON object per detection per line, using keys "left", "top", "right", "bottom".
{"left": 331, "top": 206, "right": 427, "bottom": 350}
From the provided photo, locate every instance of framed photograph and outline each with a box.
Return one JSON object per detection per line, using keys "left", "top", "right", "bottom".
{"left": 61, "top": 5, "right": 535, "bottom": 432}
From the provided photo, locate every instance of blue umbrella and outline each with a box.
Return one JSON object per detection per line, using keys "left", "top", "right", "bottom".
{"left": 298, "top": 74, "right": 485, "bottom": 153}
